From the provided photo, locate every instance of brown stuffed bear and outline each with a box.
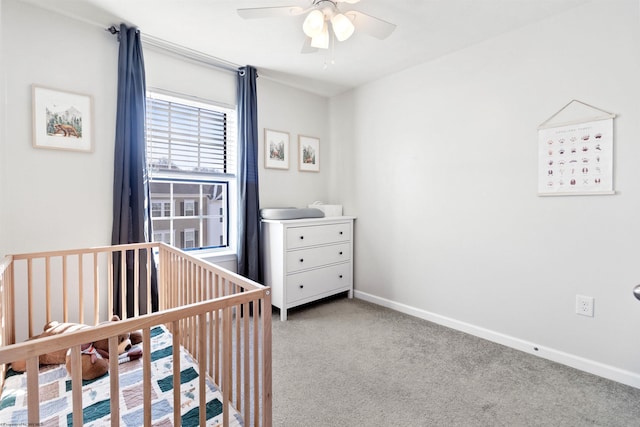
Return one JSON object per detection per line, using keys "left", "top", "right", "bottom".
{"left": 92, "top": 315, "right": 143, "bottom": 363}
{"left": 11, "top": 315, "right": 143, "bottom": 380}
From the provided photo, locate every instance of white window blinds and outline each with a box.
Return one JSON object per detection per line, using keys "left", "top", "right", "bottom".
{"left": 146, "top": 94, "right": 236, "bottom": 175}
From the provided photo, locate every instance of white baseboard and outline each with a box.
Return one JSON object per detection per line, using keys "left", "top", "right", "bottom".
{"left": 354, "top": 290, "right": 640, "bottom": 389}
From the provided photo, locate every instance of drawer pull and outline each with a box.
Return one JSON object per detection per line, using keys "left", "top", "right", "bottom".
{"left": 339, "top": 275, "right": 343, "bottom": 279}
{"left": 299, "top": 284, "right": 304, "bottom": 289}
{"left": 339, "top": 251, "right": 343, "bottom": 255}
{"left": 299, "top": 258, "right": 304, "bottom": 263}
{"left": 339, "top": 231, "right": 343, "bottom": 235}
{"left": 300, "top": 236, "right": 304, "bottom": 240}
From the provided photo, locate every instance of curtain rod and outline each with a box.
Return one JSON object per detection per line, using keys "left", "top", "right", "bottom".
{"left": 106, "top": 25, "right": 241, "bottom": 74}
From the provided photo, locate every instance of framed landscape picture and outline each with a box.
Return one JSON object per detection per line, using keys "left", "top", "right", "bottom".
{"left": 264, "top": 128, "right": 289, "bottom": 170}
{"left": 32, "top": 85, "right": 93, "bottom": 152}
{"left": 298, "top": 135, "right": 319, "bottom": 172}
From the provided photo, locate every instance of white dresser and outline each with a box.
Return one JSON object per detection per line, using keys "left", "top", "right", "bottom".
{"left": 261, "top": 216, "right": 355, "bottom": 321}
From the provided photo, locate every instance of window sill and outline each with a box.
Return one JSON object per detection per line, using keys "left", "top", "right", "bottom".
{"left": 192, "top": 249, "right": 238, "bottom": 272}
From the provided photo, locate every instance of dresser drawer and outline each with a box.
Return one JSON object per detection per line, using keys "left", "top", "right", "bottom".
{"left": 286, "top": 222, "right": 351, "bottom": 249}
{"left": 286, "top": 242, "right": 351, "bottom": 273}
{"left": 286, "top": 263, "right": 352, "bottom": 304}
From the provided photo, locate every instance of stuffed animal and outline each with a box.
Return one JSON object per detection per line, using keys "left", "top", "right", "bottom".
{"left": 11, "top": 315, "right": 143, "bottom": 380}
{"left": 92, "top": 315, "right": 143, "bottom": 363}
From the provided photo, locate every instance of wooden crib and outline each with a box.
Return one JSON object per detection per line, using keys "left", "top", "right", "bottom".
{"left": 0, "top": 242, "right": 272, "bottom": 426}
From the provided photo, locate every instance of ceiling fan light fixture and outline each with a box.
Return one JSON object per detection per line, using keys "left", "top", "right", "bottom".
{"left": 330, "top": 13, "right": 355, "bottom": 42}
{"left": 303, "top": 9, "right": 325, "bottom": 38}
{"left": 310, "top": 22, "right": 329, "bottom": 49}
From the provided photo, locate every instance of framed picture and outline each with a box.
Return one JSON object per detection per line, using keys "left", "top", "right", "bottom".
{"left": 264, "top": 129, "right": 289, "bottom": 169}
{"left": 298, "top": 135, "right": 320, "bottom": 172}
{"left": 32, "top": 85, "right": 93, "bottom": 152}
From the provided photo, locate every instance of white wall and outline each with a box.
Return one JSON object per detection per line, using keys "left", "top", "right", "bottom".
{"left": 2, "top": 1, "right": 118, "bottom": 255}
{"left": 257, "top": 77, "right": 331, "bottom": 208}
{"left": 331, "top": 0, "right": 640, "bottom": 387}
{"left": 144, "top": 48, "right": 236, "bottom": 106}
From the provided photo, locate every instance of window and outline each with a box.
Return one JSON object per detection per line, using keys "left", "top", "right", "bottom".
{"left": 146, "top": 91, "right": 236, "bottom": 251}
{"left": 152, "top": 200, "right": 171, "bottom": 218}
{"left": 183, "top": 228, "right": 196, "bottom": 249}
{"left": 153, "top": 229, "right": 173, "bottom": 245}
{"left": 183, "top": 200, "right": 195, "bottom": 217}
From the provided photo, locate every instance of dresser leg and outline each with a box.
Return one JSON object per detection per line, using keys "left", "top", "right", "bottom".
{"left": 280, "top": 308, "right": 288, "bottom": 321}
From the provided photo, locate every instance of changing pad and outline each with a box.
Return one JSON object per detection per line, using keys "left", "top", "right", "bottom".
{"left": 260, "top": 207, "right": 325, "bottom": 220}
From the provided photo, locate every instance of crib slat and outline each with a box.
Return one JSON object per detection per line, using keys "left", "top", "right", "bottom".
{"left": 198, "top": 312, "right": 206, "bottom": 427}
{"left": 196, "top": 265, "right": 203, "bottom": 349}
{"left": 190, "top": 263, "right": 196, "bottom": 352}
{"left": 27, "top": 258, "right": 33, "bottom": 338}
{"left": 160, "top": 249, "right": 168, "bottom": 311}
{"left": 9, "top": 259, "right": 15, "bottom": 347}
{"left": 109, "top": 335, "right": 120, "bottom": 425}
{"left": 214, "top": 276, "right": 221, "bottom": 384}
{"left": 253, "top": 303, "right": 260, "bottom": 426}
{"left": 45, "top": 256, "right": 51, "bottom": 323}
{"left": 164, "top": 251, "right": 169, "bottom": 310}
{"left": 181, "top": 258, "right": 187, "bottom": 346}
{"left": 134, "top": 248, "right": 140, "bottom": 317}
{"left": 235, "top": 290, "right": 241, "bottom": 408}
{"left": 26, "top": 356, "right": 39, "bottom": 425}
{"left": 78, "top": 254, "right": 84, "bottom": 324}
{"left": 198, "top": 264, "right": 203, "bottom": 302}
{"left": 207, "top": 271, "right": 214, "bottom": 378}
{"left": 94, "top": 252, "right": 99, "bottom": 325}
{"left": 70, "top": 345, "right": 83, "bottom": 426}
{"left": 223, "top": 306, "right": 232, "bottom": 427}
{"left": 171, "top": 252, "right": 177, "bottom": 309}
{"left": 63, "top": 255, "right": 68, "bottom": 322}
{"left": 243, "top": 301, "right": 250, "bottom": 423}
{"left": 262, "top": 293, "right": 273, "bottom": 427}
{"left": 108, "top": 252, "right": 114, "bottom": 319}
{"left": 2, "top": 257, "right": 16, "bottom": 351}
{"left": 214, "top": 308, "right": 220, "bottom": 385}
{"left": 143, "top": 327, "right": 152, "bottom": 426}
{"left": 173, "top": 252, "right": 179, "bottom": 309}
{"left": 120, "top": 249, "right": 126, "bottom": 319}
{"left": 146, "top": 248, "right": 152, "bottom": 314}
{"left": 172, "top": 320, "right": 181, "bottom": 427}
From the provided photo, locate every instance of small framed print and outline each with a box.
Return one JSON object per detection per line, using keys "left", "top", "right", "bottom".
{"left": 264, "top": 128, "right": 289, "bottom": 170}
{"left": 32, "top": 85, "right": 93, "bottom": 152}
{"left": 298, "top": 135, "right": 319, "bottom": 172}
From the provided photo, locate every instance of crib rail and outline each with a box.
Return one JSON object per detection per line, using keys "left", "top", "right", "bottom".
{"left": 0, "top": 256, "right": 15, "bottom": 387}
{"left": 0, "top": 243, "right": 272, "bottom": 426}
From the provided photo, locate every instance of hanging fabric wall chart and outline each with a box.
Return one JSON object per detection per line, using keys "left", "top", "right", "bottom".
{"left": 538, "top": 100, "right": 615, "bottom": 196}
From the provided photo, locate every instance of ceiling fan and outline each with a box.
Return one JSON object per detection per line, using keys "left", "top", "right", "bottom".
{"left": 237, "top": 0, "right": 396, "bottom": 52}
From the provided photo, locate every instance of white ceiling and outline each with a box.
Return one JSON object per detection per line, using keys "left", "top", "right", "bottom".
{"left": 23, "top": 0, "right": 589, "bottom": 96}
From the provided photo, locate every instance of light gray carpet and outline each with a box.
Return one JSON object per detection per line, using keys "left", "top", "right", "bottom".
{"left": 271, "top": 296, "right": 640, "bottom": 426}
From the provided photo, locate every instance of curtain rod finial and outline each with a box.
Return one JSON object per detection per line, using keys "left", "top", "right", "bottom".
{"left": 107, "top": 25, "right": 120, "bottom": 35}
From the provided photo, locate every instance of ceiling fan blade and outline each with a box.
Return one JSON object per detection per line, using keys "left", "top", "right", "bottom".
{"left": 301, "top": 37, "right": 319, "bottom": 54}
{"left": 237, "top": 6, "right": 305, "bottom": 19}
{"left": 345, "top": 10, "right": 396, "bottom": 40}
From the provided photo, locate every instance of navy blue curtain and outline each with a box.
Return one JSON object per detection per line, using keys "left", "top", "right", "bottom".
{"left": 111, "top": 23, "right": 158, "bottom": 317}
{"left": 237, "top": 66, "right": 261, "bottom": 282}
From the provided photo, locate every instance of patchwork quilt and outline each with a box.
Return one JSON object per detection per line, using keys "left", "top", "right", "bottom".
{"left": 0, "top": 325, "right": 242, "bottom": 426}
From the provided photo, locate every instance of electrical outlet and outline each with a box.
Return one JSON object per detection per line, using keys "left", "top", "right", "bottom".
{"left": 576, "top": 295, "right": 594, "bottom": 317}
